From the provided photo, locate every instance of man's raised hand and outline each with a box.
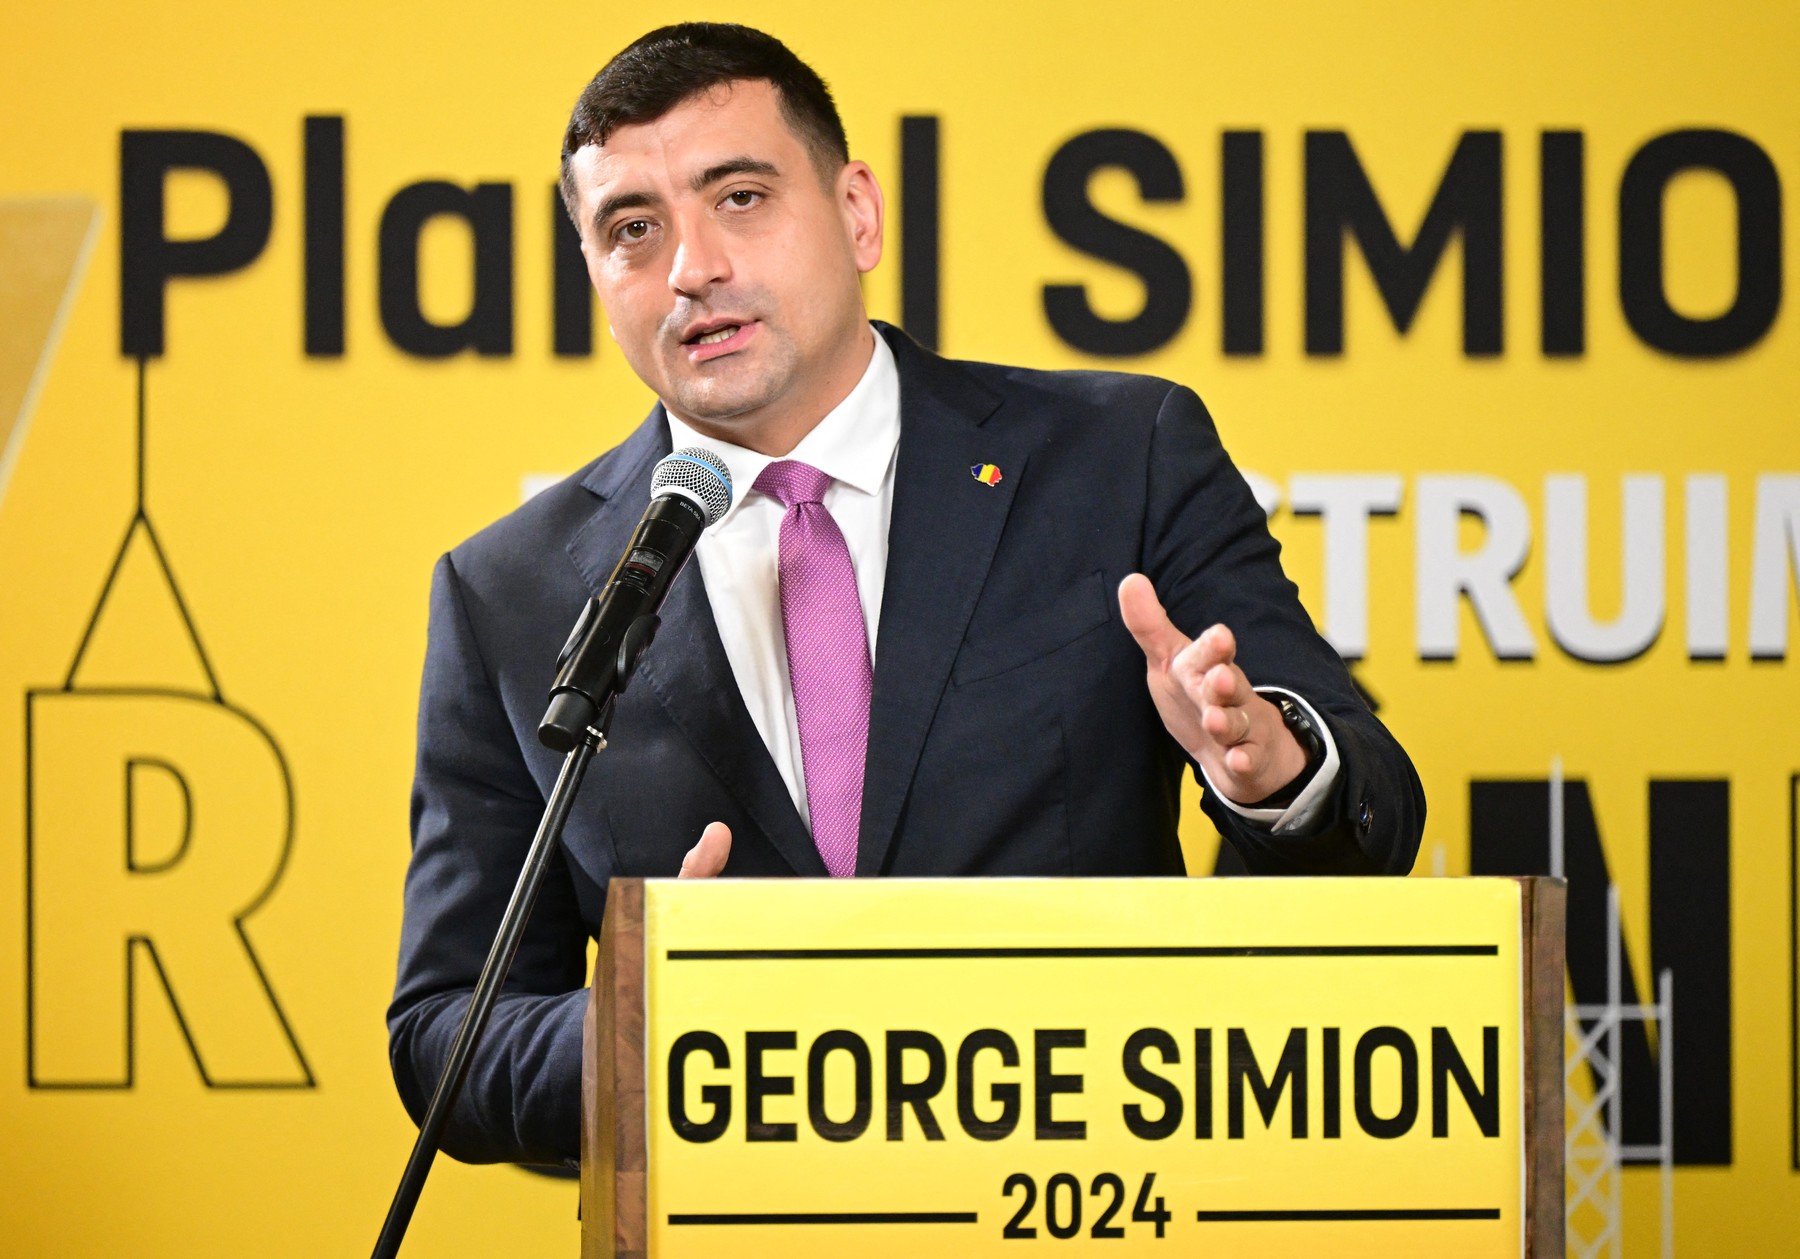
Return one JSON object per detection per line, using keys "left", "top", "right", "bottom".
{"left": 1117, "top": 573, "right": 1309, "bottom": 806}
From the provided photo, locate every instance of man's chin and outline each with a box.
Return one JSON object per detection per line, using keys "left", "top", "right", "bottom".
{"left": 658, "top": 327, "right": 813, "bottom": 431}
{"left": 664, "top": 380, "right": 777, "bottom": 429}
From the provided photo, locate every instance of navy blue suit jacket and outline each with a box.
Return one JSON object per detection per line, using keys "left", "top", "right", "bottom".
{"left": 388, "top": 324, "right": 1424, "bottom": 1165}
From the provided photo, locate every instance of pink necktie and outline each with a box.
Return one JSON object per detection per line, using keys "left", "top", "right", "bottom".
{"left": 754, "top": 460, "right": 872, "bottom": 878}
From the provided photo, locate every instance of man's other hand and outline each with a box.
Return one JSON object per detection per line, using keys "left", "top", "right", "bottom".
{"left": 1118, "top": 573, "right": 1309, "bottom": 806}
{"left": 678, "top": 822, "right": 732, "bottom": 878}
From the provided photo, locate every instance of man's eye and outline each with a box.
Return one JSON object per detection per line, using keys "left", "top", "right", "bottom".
{"left": 724, "top": 190, "right": 758, "bottom": 208}
{"left": 617, "top": 220, "right": 651, "bottom": 242}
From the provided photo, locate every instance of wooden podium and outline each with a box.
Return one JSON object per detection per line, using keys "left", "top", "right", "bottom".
{"left": 582, "top": 876, "right": 1565, "bottom": 1258}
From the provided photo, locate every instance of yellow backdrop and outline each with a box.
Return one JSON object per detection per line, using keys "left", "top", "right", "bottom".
{"left": 1, "top": 1, "right": 1794, "bottom": 1255}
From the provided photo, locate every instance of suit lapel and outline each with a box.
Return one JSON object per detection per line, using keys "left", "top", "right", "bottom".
{"left": 857, "top": 327, "right": 1024, "bottom": 876}
{"left": 567, "top": 409, "right": 822, "bottom": 877}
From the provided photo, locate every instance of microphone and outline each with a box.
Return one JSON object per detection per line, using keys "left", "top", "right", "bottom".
{"left": 538, "top": 447, "right": 732, "bottom": 751}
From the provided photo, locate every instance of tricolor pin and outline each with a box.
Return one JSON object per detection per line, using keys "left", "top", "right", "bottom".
{"left": 971, "top": 463, "right": 1003, "bottom": 486}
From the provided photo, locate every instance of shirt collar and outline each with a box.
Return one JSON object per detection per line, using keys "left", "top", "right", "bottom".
{"left": 664, "top": 327, "right": 899, "bottom": 525}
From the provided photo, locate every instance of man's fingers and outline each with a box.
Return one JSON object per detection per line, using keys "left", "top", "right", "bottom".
{"left": 1118, "top": 574, "right": 1190, "bottom": 668}
{"left": 1199, "top": 660, "right": 1254, "bottom": 710}
{"left": 1169, "top": 627, "right": 1254, "bottom": 748}
{"left": 1182, "top": 624, "right": 1237, "bottom": 676}
{"left": 1170, "top": 625, "right": 1235, "bottom": 683}
{"left": 1120, "top": 579, "right": 1266, "bottom": 777}
{"left": 1172, "top": 633, "right": 1249, "bottom": 707}
{"left": 1202, "top": 697, "right": 1254, "bottom": 746}
{"left": 1200, "top": 623, "right": 1237, "bottom": 665}
{"left": 678, "top": 821, "right": 732, "bottom": 878}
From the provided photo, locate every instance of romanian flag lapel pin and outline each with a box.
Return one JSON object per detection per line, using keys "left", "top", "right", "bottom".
{"left": 971, "top": 462, "right": 1003, "bottom": 486}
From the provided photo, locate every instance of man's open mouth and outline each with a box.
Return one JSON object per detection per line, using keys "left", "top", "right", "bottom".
{"left": 682, "top": 318, "right": 754, "bottom": 345}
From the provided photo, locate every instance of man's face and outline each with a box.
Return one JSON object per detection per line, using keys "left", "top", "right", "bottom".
{"left": 568, "top": 80, "right": 883, "bottom": 451}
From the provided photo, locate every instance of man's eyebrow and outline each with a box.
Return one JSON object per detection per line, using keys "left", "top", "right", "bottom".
{"left": 589, "top": 159, "right": 778, "bottom": 234}
{"left": 690, "top": 157, "right": 780, "bottom": 191}
{"left": 591, "top": 189, "right": 659, "bottom": 235}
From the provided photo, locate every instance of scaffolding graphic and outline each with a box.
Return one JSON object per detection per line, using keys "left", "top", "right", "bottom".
{"left": 1552, "top": 759, "right": 1675, "bottom": 1259}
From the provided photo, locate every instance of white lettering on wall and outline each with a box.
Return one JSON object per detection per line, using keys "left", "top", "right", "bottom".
{"left": 1249, "top": 468, "right": 1795, "bottom": 663}
{"left": 1685, "top": 474, "right": 1729, "bottom": 659}
{"left": 1289, "top": 474, "right": 1404, "bottom": 660}
{"left": 1414, "top": 475, "right": 1537, "bottom": 661}
{"left": 1545, "top": 474, "right": 1665, "bottom": 663}
{"left": 1749, "top": 474, "right": 1800, "bottom": 659}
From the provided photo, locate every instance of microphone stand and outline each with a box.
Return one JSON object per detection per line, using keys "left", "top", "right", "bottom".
{"left": 370, "top": 452, "right": 717, "bottom": 1257}
{"left": 370, "top": 696, "right": 616, "bottom": 1259}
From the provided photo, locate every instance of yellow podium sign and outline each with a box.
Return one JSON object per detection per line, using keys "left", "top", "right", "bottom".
{"left": 584, "top": 877, "right": 1562, "bottom": 1258}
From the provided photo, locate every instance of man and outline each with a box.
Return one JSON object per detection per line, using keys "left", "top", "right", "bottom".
{"left": 390, "top": 22, "right": 1424, "bottom": 1167}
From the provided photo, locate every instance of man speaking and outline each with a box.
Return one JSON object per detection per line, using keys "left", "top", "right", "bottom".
{"left": 389, "top": 22, "right": 1424, "bottom": 1168}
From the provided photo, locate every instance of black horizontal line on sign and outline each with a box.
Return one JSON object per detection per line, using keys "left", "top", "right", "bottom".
{"left": 665, "top": 945, "right": 1499, "bottom": 961}
{"left": 668, "top": 1212, "right": 979, "bottom": 1225}
{"left": 1195, "top": 1208, "right": 1502, "bottom": 1222}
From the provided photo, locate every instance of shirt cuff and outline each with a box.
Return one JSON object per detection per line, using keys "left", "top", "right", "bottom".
{"left": 1199, "top": 687, "right": 1342, "bottom": 836}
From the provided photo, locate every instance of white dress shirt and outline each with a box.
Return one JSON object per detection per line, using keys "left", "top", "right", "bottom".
{"left": 665, "top": 327, "right": 1341, "bottom": 838}
{"left": 667, "top": 332, "right": 900, "bottom": 827}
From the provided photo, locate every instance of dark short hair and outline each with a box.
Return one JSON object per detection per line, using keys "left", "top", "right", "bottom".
{"left": 559, "top": 23, "right": 850, "bottom": 221}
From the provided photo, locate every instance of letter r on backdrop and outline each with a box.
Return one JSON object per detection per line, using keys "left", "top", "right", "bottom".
{"left": 27, "top": 691, "right": 312, "bottom": 1087}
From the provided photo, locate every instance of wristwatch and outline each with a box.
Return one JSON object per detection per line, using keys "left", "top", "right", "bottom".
{"left": 1245, "top": 694, "right": 1325, "bottom": 810}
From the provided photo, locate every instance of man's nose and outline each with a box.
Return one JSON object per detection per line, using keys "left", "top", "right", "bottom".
{"left": 667, "top": 214, "right": 731, "bottom": 297}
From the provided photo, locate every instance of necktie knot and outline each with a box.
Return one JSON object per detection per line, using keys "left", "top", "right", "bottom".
{"left": 754, "top": 459, "right": 834, "bottom": 509}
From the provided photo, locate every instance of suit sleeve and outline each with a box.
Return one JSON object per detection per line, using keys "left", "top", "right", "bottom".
{"left": 1141, "top": 384, "right": 1425, "bottom": 874}
{"left": 386, "top": 552, "right": 589, "bottom": 1165}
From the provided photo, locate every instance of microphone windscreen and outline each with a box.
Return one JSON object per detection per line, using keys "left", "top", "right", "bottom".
{"left": 651, "top": 447, "right": 733, "bottom": 526}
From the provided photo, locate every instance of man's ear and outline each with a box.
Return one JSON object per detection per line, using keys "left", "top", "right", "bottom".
{"left": 839, "top": 160, "right": 885, "bottom": 274}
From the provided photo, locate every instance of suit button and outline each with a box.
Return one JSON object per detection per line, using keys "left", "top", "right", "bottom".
{"left": 1356, "top": 801, "right": 1373, "bottom": 836}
